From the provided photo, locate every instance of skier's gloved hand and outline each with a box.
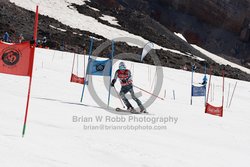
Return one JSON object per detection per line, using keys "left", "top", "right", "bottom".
{"left": 121, "top": 79, "right": 126, "bottom": 83}
{"left": 111, "top": 79, "right": 116, "bottom": 87}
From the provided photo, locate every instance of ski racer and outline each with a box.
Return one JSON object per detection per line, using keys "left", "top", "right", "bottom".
{"left": 111, "top": 62, "right": 146, "bottom": 113}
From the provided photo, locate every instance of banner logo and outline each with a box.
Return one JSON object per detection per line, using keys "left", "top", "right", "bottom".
{"left": 96, "top": 64, "right": 105, "bottom": 71}
{"left": 2, "top": 48, "right": 20, "bottom": 66}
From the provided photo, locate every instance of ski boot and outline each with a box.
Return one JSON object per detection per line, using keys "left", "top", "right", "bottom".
{"left": 127, "top": 106, "right": 135, "bottom": 112}
{"left": 139, "top": 105, "right": 147, "bottom": 113}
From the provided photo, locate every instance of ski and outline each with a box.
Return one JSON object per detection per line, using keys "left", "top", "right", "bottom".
{"left": 115, "top": 108, "right": 148, "bottom": 114}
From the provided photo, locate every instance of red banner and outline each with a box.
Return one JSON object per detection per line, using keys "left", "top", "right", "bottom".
{"left": 70, "top": 73, "right": 84, "bottom": 84}
{"left": 0, "top": 41, "right": 34, "bottom": 76}
{"left": 205, "top": 103, "right": 223, "bottom": 117}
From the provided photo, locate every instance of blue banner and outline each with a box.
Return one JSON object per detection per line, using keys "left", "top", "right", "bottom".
{"left": 192, "top": 85, "right": 206, "bottom": 96}
{"left": 86, "top": 58, "right": 112, "bottom": 76}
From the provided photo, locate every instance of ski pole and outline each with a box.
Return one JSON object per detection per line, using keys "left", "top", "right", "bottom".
{"left": 133, "top": 85, "right": 164, "bottom": 100}
{"left": 229, "top": 81, "right": 237, "bottom": 108}
{"left": 113, "top": 86, "right": 125, "bottom": 108}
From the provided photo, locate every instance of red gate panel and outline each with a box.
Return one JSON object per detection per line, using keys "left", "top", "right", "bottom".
{"left": 205, "top": 103, "right": 223, "bottom": 117}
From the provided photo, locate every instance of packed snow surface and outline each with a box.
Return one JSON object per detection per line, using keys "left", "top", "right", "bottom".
{"left": 99, "top": 14, "right": 120, "bottom": 26}
{"left": 0, "top": 48, "right": 249, "bottom": 167}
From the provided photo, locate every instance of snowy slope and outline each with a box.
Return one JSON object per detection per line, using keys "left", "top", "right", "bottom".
{"left": 0, "top": 48, "right": 250, "bottom": 167}
{"left": 9, "top": 0, "right": 153, "bottom": 47}
{"left": 192, "top": 44, "right": 250, "bottom": 74}
{"left": 1, "top": 1, "right": 250, "bottom": 166}
{"left": 173, "top": 33, "right": 250, "bottom": 74}
{"left": 9, "top": 0, "right": 195, "bottom": 54}
{"left": 10, "top": 0, "right": 250, "bottom": 74}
